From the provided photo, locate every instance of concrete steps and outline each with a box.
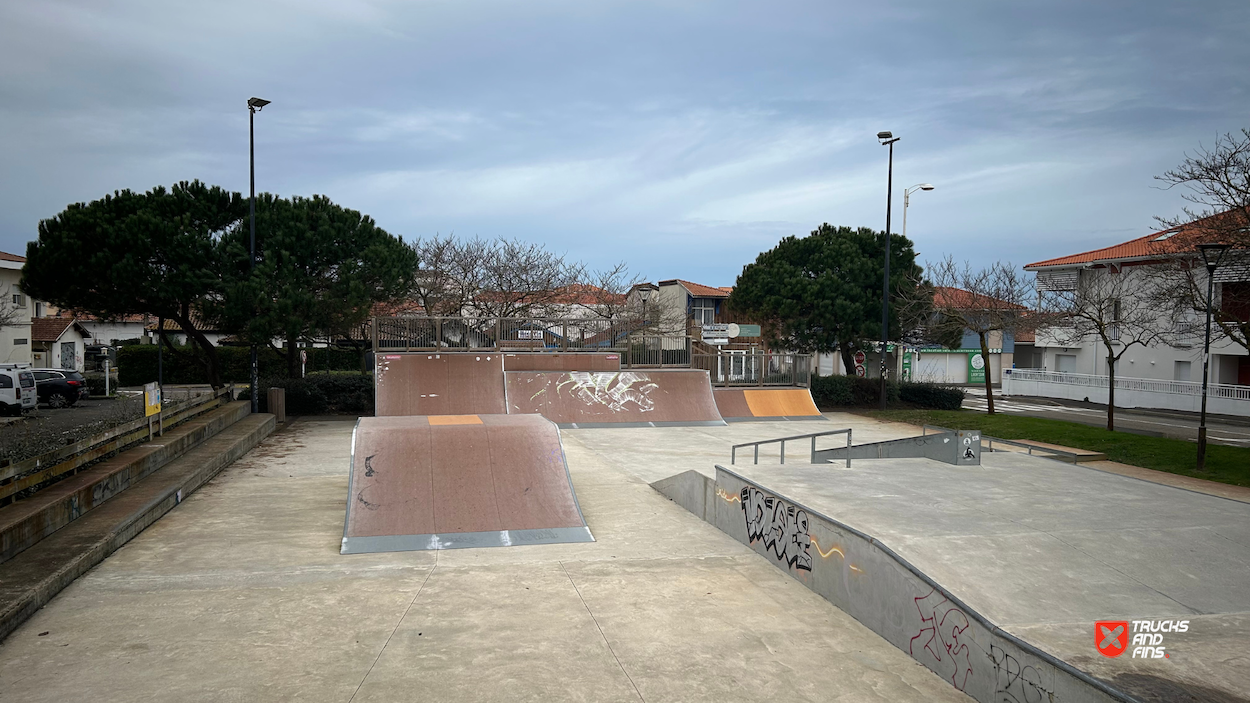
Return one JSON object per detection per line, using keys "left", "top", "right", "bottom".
{"left": 0, "top": 411, "right": 274, "bottom": 641}
{"left": 0, "top": 401, "right": 252, "bottom": 565}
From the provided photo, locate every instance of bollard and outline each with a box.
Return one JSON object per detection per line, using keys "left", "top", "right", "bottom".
{"left": 267, "top": 387, "right": 286, "bottom": 423}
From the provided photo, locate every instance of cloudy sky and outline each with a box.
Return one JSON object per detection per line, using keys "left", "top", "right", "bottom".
{"left": 2, "top": 1, "right": 1247, "bottom": 286}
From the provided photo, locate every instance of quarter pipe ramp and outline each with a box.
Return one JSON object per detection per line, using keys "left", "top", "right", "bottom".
{"left": 341, "top": 414, "right": 594, "bottom": 553}
{"left": 375, "top": 353, "right": 506, "bottom": 417}
{"left": 505, "top": 369, "right": 725, "bottom": 428}
{"left": 713, "top": 388, "right": 824, "bottom": 421}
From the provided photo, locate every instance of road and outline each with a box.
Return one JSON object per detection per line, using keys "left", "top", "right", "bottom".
{"left": 962, "top": 387, "right": 1250, "bottom": 447}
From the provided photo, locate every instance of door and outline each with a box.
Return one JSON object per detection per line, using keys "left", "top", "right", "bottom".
{"left": 1056, "top": 354, "right": 1077, "bottom": 373}
{"left": 61, "top": 342, "right": 75, "bottom": 370}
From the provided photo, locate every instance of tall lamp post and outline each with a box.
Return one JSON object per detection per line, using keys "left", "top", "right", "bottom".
{"left": 877, "top": 131, "right": 900, "bottom": 409}
{"left": 1196, "top": 242, "right": 1230, "bottom": 471}
{"left": 247, "top": 97, "right": 270, "bottom": 414}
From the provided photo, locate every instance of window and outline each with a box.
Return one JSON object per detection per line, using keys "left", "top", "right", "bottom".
{"left": 1056, "top": 354, "right": 1077, "bottom": 373}
{"left": 34, "top": 302, "right": 43, "bottom": 317}
{"left": 0, "top": 375, "right": 12, "bottom": 389}
{"left": 10, "top": 293, "right": 25, "bottom": 307}
{"left": 1174, "top": 360, "right": 1192, "bottom": 382}
{"left": 691, "top": 298, "right": 717, "bottom": 325}
{"left": 12, "top": 338, "right": 27, "bottom": 345}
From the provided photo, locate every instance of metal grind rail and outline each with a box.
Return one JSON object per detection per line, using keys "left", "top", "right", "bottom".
{"left": 731, "top": 429, "right": 853, "bottom": 468}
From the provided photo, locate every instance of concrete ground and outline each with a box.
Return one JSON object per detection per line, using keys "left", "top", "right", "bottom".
{"left": 963, "top": 387, "right": 1250, "bottom": 447}
{"left": 0, "top": 415, "right": 968, "bottom": 702}
{"left": 727, "top": 453, "right": 1250, "bottom": 702}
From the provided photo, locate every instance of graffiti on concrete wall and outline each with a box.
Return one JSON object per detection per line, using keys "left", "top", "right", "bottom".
{"left": 552, "top": 372, "right": 659, "bottom": 412}
{"left": 991, "top": 644, "right": 1052, "bottom": 703}
{"left": 909, "top": 588, "right": 974, "bottom": 691}
{"left": 739, "top": 486, "right": 813, "bottom": 571}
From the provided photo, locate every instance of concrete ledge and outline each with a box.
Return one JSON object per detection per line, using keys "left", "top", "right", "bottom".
{"left": 0, "top": 401, "right": 252, "bottom": 565}
{"left": 0, "top": 413, "right": 275, "bottom": 643}
{"left": 656, "top": 465, "right": 1140, "bottom": 703}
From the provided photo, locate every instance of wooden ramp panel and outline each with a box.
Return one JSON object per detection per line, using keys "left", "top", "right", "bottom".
{"left": 341, "top": 414, "right": 593, "bottom": 553}
{"left": 506, "top": 370, "right": 725, "bottom": 427}
{"left": 374, "top": 353, "right": 506, "bottom": 416}
{"left": 503, "top": 352, "right": 622, "bottom": 372}
{"left": 713, "top": 388, "right": 824, "bottom": 421}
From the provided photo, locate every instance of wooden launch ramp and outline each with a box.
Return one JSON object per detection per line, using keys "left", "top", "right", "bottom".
{"left": 712, "top": 387, "right": 824, "bottom": 422}
{"left": 341, "top": 414, "right": 594, "bottom": 553}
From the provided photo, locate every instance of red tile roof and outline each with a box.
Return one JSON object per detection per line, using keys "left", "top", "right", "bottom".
{"left": 1025, "top": 211, "right": 1247, "bottom": 269}
{"left": 0, "top": 251, "right": 25, "bottom": 263}
{"left": 31, "top": 317, "right": 90, "bottom": 342}
{"left": 662, "top": 279, "right": 732, "bottom": 298}
{"left": 933, "top": 287, "right": 1025, "bottom": 311}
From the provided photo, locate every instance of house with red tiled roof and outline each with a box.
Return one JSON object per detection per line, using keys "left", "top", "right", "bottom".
{"left": 30, "top": 317, "right": 92, "bottom": 371}
{"left": 1021, "top": 217, "right": 1249, "bottom": 387}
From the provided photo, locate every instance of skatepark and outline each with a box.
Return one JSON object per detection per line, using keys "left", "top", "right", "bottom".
{"left": 0, "top": 351, "right": 1247, "bottom": 702}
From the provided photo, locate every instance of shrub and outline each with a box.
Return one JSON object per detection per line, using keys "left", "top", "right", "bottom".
{"left": 810, "top": 374, "right": 899, "bottom": 408}
{"left": 82, "top": 372, "right": 115, "bottom": 397}
{"left": 898, "top": 382, "right": 965, "bottom": 410}
{"left": 239, "top": 371, "right": 374, "bottom": 416}
{"left": 117, "top": 344, "right": 367, "bottom": 386}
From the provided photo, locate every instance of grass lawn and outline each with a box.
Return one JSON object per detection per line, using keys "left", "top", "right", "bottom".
{"left": 863, "top": 408, "right": 1250, "bottom": 488}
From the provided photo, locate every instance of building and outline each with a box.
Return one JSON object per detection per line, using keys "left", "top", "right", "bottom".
{"left": 1024, "top": 224, "right": 1249, "bottom": 386}
{"left": 0, "top": 251, "right": 43, "bottom": 365}
{"left": 31, "top": 317, "right": 92, "bottom": 371}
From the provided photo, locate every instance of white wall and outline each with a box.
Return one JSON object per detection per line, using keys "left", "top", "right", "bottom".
{"left": 0, "top": 263, "right": 33, "bottom": 365}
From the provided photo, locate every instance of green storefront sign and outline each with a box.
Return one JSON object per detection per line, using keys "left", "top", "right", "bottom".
{"left": 967, "top": 352, "right": 986, "bottom": 384}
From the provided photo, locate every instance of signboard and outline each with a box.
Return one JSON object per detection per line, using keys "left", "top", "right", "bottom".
{"left": 855, "top": 364, "right": 866, "bottom": 377}
{"left": 517, "top": 330, "right": 534, "bottom": 340}
{"left": 968, "top": 353, "right": 986, "bottom": 384}
{"left": 853, "top": 350, "right": 866, "bottom": 365}
{"left": 735, "top": 324, "right": 761, "bottom": 338}
{"left": 702, "top": 323, "right": 730, "bottom": 345}
{"left": 900, "top": 351, "right": 912, "bottom": 381}
{"left": 144, "top": 382, "right": 161, "bottom": 417}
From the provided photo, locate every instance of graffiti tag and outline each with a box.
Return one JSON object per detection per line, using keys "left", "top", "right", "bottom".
{"left": 555, "top": 372, "right": 658, "bottom": 412}
{"left": 909, "top": 588, "right": 974, "bottom": 691}
{"left": 991, "top": 645, "right": 1051, "bottom": 703}
{"left": 740, "top": 487, "right": 813, "bottom": 571}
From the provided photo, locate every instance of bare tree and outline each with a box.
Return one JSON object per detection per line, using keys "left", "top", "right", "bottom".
{"left": 927, "top": 257, "right": 1035, "bottom": 414}
{"left": 465, "top": 238, "right": 581, "bottom": 319}
{"left": 1041, "top": 265, "right": 1174, "bottom": 431}
{"left": 1155, "top": 129, "right": 1250, "bottom": 248}
{"left": 0, "top": 297, "right": 23, "bottom": 333}
{"left": 408, "top": 234, "right": 492, "bottom": 316}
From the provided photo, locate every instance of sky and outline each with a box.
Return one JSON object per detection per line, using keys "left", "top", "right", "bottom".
{"left": 1, "top": 0, "right": 1248, "bottom": 287}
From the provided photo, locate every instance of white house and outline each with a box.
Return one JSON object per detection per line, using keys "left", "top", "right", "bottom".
{"left": 0, "top": 250, "right": 43, "bottom": 365}
{"left": 31, "top": 317, "right": 92, "bottom": 371}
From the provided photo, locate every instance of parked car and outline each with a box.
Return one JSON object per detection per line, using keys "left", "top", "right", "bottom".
{"left": 32, "top": 369, "right": 88, "bottom": 408}
{"left": 0, "top": 364, "right": 38, "bottom": 416}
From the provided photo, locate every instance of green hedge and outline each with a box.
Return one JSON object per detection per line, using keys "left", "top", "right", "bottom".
{"left": 117, "top": 344, "right": 366, "bottom": 386}
{"left": 238, "top": 371, "right": 374, "bottom": 415}
{"left": 811, "top": 375, "right": 899, "bottom": 408}
{"left": 810, "top": 375, "right": 963, "bottom": 410}
{"left": 898, "top": 382, "right": 965, "bottom": 410}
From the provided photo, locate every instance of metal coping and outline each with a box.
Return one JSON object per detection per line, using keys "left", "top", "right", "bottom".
{"left": 558, "top": 420, "right": 727, "bottom": 429}
{"left": 341, "top": 415, "right": 596, "bottom": 554}
{"left": 714, "top": 464, "right": 1140, "bottom": 703}
{"left": 342, "top": 526, "right": 595, "bottom": 554}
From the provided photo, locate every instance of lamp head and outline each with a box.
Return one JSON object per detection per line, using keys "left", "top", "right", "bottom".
{"left": 1197, "top": 243, "right": 1231, "bottom": 272}
{"left": 877, "top": 130, "right": 899, "bottom": 145}
{"left": 919, "top": 183, "right": 935, "bottom": 191}
{"left": 637, "top": 284, "right": 654, "bottom": 303}
{"left": 247, "top": 97, "right": 271, "bottom": 111}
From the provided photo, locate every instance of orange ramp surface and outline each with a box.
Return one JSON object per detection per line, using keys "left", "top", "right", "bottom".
{"left": 712, "top": 387, "right": 824, "bottom": 421}
{"left": 375, "top": 352, "right": 506, "bottom": 416}
{"left": 342, "top": 414, "right": 593, "bottom": 553}
{"left": 505, "top": 370, "right": 725, "bottom": 427}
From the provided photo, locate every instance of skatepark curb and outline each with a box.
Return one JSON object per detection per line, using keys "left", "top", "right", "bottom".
{"left": 0, "top": 413, "right": 275, "bottom": 643}
{"left": 651, "top": 466, "right": 1141, "bottom": 703}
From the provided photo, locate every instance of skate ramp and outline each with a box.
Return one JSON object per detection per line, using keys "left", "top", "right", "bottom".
{"left": 503, "top": 352, "right": 621, "bottom": 372}
{"left": 505, "top": 369, "right": 726, "bottom": 428}
{"left": 375, "top": 353, "right": 506, "bottom": 416}
{"left": 713, "top": 388, "right": 824, "bottom": 421}
{"left": 341, "top": 414, "right": 594, "bottom": 553}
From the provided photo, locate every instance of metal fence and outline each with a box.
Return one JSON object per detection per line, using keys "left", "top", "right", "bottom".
{"left": 691, "top": 352, "right": 812, "bottom": 387}
{"left": 1006, "top": 369, "right": 1250, "bottom": 401}
{"left": 372, "top": 316, "right": 691, "bottom": 367}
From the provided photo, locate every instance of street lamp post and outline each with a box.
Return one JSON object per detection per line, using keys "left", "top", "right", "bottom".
{"left": 877, "top": 131, "right": 901, "bottom": 410}
{"left": 247, "top": 97, "right": 270, "bottom": 414}
{"left": 1196, "top": 242, "right": 1230, "bottom": 471}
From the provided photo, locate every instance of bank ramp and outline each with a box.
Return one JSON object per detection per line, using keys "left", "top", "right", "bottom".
{"left": 505, "top": 369, "right": 725, "bottom": 428}
{"left": 713, "top": 387, "right": 824, "bottom": 422}
{"left": 341, "top": 414, "right": 594, "bottom": 553}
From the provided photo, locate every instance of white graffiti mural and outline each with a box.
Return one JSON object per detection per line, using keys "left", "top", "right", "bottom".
{"left": 547, "top": 371, "right": 659, "bottom": 412}
{"left": 740, "top": 486, "right": 813, "bottom": 571}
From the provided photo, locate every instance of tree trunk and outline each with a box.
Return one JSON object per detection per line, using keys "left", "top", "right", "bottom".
{"left": 172, "top": 311, "right": 223, "bottom": 389}
{"left": 838, "top": 340, "right": 857, "bottom": 376}
{"left": 1106, "top": 345, "right": 1116, "bottom": 432}
{"left": 980, "top": 331, "right": 995, "bottom": 414}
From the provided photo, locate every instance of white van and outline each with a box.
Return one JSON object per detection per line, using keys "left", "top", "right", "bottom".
{"left": 0, "top": 363, "right": 37, "bottom": 416}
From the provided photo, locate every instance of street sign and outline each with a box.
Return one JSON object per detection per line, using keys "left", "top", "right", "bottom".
{"left": 726, "top": 323, "right": 740, "bottom": 338}
{"left": 854, "top": 350, "right": 866, "bottom": 365}
{"left": 855, "top": 364, "right": 866, "bottom": 377}
{"left": 702, "top": 323, "right": 730, "bottom": 345}
{"left": 968, "top": 353, "right": 986, "bottom": 384}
